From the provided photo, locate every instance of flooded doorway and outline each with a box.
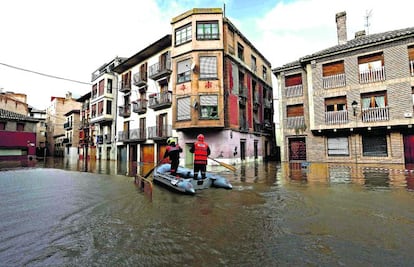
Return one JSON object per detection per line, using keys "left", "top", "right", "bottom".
{"left": 288, "top": 137, "right": 306, "bottom": 161}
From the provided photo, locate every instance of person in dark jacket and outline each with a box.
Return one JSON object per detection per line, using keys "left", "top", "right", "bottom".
{"left": 189, "top": 134, "right": 210, "bottom": 180}
{"left": 163, "top": 137, "right": 182, "bottom": 176}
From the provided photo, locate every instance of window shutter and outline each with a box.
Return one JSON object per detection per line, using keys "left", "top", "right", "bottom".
{"left": 200, "top": 95, "right": 217, "bottom": 105}
{"left": 200, "top": 56, "right": 217, "bottom": 79}
{"left": 178, "top": 59, "right": 191, "bottom": 74}
{"left": 177, "top": 97, "right": 191, "bottom": 121}
{"left": 327, "top": 137, "right": 349, "bottom": 155}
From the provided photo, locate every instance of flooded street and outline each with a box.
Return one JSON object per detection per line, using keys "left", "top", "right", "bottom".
{"left": 0, "top": 159, "right": 413, "bottom": 266}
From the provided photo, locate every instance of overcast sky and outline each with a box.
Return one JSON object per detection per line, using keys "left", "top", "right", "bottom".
{"left": 1, "top": 0, "right": 412, "bottom": 109}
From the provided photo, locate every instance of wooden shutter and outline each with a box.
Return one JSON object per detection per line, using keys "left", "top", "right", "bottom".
{"left": 323, "top": 61, "right": 344, "bottom": 76}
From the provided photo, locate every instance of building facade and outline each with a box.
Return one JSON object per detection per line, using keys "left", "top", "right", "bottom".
{"left": 171, "top": 8, "right": 275, "bottom": 165}
{"left": 89, "top": 57, "right": 124, "bottom": 161}
{"left": 63, "top": 109, "right": 80, "bottom": 160}
{"left": 113, "top": 35, "right": 174, "bottom": 176}
{"left": 273, "top": 11, "right": 414, "bottom": 165}
{"left": 46, "top": 92, "right": 82, "bottom": 157}
{"left": 0, "top": 108, "right": 38, "bottom": 164}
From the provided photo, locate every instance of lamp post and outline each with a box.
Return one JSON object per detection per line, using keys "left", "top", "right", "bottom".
{"left": 351, "top": 100, "right": 358, "bottom": 165}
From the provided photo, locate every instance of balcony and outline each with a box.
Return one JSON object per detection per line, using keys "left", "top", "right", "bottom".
{"left": 286, "top": 85, "right": 303, "bottom": 97}
{"left": 239, "top": 116, "right": 248, "bottom": 132}
{"left": 149, "top": 60, "right": 172, "bottom": 80}
{"left": 325, "top": 110, "right": 349, "bottom": 125}
{"left": 132, "top": 99, "right": 147, "bottom": 114}
{"left": 133, "top": 72, "right": 147, "bottom": 87}
{"left": 97, "top": 134, "right": 112, "bottom": 144}
{"left": 359, "top": 66, "right": 386, "bottom": 83}
{"left": 322, "top": 73, "right": 346, "bottom": 89}
{"left": 287, "top": 116, "right": 305, "bottom": 129}
{"left": 361, "top": 107, "right": 389, "bottom": 122}
{"left": 64, "top": 121, "right": 73, "bottom": 130}
{"left": 119, "top": 82, "right": 131, "bottom": 93}
{"left": 148, "top": 92, "right": 172, "bottom": 111}
{"left": 117, "top": 129, "right": 146, "bottom": 142}
{"left": 147, "top": 124, "right": 172, "bottom": 140}
{"left": 119, "top": 104, "right": 131, "bottom": 118}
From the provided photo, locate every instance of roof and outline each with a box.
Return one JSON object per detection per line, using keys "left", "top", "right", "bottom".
{"left": 0, "top": 108, "right": 40, "bottom": 122}
{"left": 113, "top": 34, "right": 172, "bottom": 74}
{"left": 273, "top": 26, "right": 414, "bottom": 73}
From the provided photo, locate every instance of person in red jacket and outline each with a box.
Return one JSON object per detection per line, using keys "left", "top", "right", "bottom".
{"left": 164, "top": 137, "right": 182, "bottom": 176}
{"left": 189, "top": 134, "right": 210, "bottom": 180}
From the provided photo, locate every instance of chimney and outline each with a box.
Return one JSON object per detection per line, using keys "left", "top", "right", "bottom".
{"left": 336, "top": 11, "right": 347, "bottom": 45}
{"left": 355, "top": 30, "right": 366, "bottom": 38}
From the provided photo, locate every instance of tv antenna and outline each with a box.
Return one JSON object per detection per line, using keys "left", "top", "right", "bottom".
{"left": 365, "top": 9, "right": 373, "bottom": 35}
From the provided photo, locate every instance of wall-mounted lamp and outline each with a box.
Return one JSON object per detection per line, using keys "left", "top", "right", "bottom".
{"left": 351, "top": 100, "right": 358, "bottom": 116}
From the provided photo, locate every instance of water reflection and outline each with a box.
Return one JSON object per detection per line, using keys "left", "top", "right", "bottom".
{"left": 1, "top": 160, "right": 414, "bottom": 266}
{"left": 283, "top": 162, "right": 414, "bottom": 191}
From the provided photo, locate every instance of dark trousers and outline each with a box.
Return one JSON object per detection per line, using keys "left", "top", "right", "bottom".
{"left": 194, "top": 163, "right": 207, "bottom": 179}
{"left": 171, "top": 160, "right": 179, "bottom": 176}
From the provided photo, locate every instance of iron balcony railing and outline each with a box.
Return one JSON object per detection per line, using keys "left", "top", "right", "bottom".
{"left": 147, "top": 125, "right": 172, "bottom": 140}
{"left": 359, "top": 66, "right": 386, "bottom": 83}
{"left": 325, "top": 110, "right": 349, "bottom": 125}
{"left": 132, "top": 99, "right": 147, "bottom": 114}
{"left": 361, "top": 106, "right": 389, "bottom": 122}
{"left": 148, "top": 59, "right": 172, "bottom": 80}
{"left": 285, "top": 84, "right": 303, "bottom": 97}
{"left": 119, "top": 82, "right": 131, "bottom": 93}
{"left": 118, "top": 104, "right": 131, "bottom": 117}
{"left": 117, "top": 128, "right": 146, "bottom": 142}
{"left": 322, "top": 73, "right": 346, "bottom": 89}
{"left": 148, "top": 92, "right": 172, "bottom": 110}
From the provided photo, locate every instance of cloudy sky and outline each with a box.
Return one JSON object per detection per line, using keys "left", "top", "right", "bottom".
{"left": 1, "top": 0, "right": 412, "bottom": 109}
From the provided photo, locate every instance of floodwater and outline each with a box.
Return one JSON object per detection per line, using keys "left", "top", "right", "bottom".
{"left": 0, "top": 159, "right": 413, "bottom": 266}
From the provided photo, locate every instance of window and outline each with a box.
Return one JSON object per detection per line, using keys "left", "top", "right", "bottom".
{"left": 362, "top": 134, "right": 388, "bottom": 157}
{"left": 322, "top": 60, "right": 346, "bottom": 88}
{"left": 361, "top": 91, "right": 387, "bottom": 109}
{"left": 107, "top": 79, "right": 113, "bottom": 94}
{"left": 17, "top": 123, "right": 25, "bottom": 131}
{"left": 263, "top": 66, "right": 267, "bottom": 81}
{"left": 251, "top": 55, "right": 257, "bottom": 71}
{"left": 177, "top": 97, "right": 191, "bottom": 121}
{"left": 98, "top": 79, "right": 104, "bottom": 96}
{"left": 0, "top": 121, "right": 5, "bottom": 130}
{"left": 327, "top": 137, "right": 349, "bottom": 156}
{"left": 325, "top": 96, "right": 346, "bottom": 112}
{"left": 92, "top": 84, "right": 97, "bottom": 98}
{"left": 196, "top": 21, "right": 219, "bottom": 40}
{"left": 237, "top": 43, "right": 244, "bottom": 61}
{"left": 106, "top": 100, "right": 112, "bottom": 115}
{"left": 177, "top": 59, "right": 191, "bottom": 83}
{"left": 175, "top": 23, "right": 192, "bottom": 46}
{"left": 199, "top": 95, "right": 218, "bottom": 119}
{"left": 98, "top": 101, "right": 104, "bottom": 116}
{"left": 358, "top": 52, "right": 385, "bottom": 83}
{"left": 199, "top": 56, "right": 217, "bottom": 79}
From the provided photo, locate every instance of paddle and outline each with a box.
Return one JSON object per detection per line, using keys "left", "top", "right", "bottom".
{"left": 144, "top": 159, "right": 165, "bottom": 178}
{"left": 208, "top": 157, "right": 237, "bottom": 172}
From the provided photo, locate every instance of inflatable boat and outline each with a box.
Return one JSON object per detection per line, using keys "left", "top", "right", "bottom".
{"left": 153, "top": 164, "right": 233, "bottom": 195}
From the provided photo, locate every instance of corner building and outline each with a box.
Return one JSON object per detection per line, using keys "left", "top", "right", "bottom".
{"left": 273, "top": 12, "right": 414, "bottom": 165}
{"left": 171, "top": 8, "right": 275, "bottom": 165}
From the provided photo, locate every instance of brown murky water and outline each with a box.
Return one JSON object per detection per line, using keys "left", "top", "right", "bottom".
{"left": 0, "top": 159, "right": 413, "bottom": 266}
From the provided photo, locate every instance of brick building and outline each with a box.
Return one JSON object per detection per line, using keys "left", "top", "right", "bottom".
{"left": 273, "top": 11, "right": 414, "bottom": 165}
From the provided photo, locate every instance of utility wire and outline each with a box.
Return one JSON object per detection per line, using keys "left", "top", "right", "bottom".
{"left": 0, "top": 62, "right": 92, "bottom": 85}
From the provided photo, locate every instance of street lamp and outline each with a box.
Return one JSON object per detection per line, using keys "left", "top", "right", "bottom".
{"left": 351, "top": 100, "right": 358, "bottom": 116}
